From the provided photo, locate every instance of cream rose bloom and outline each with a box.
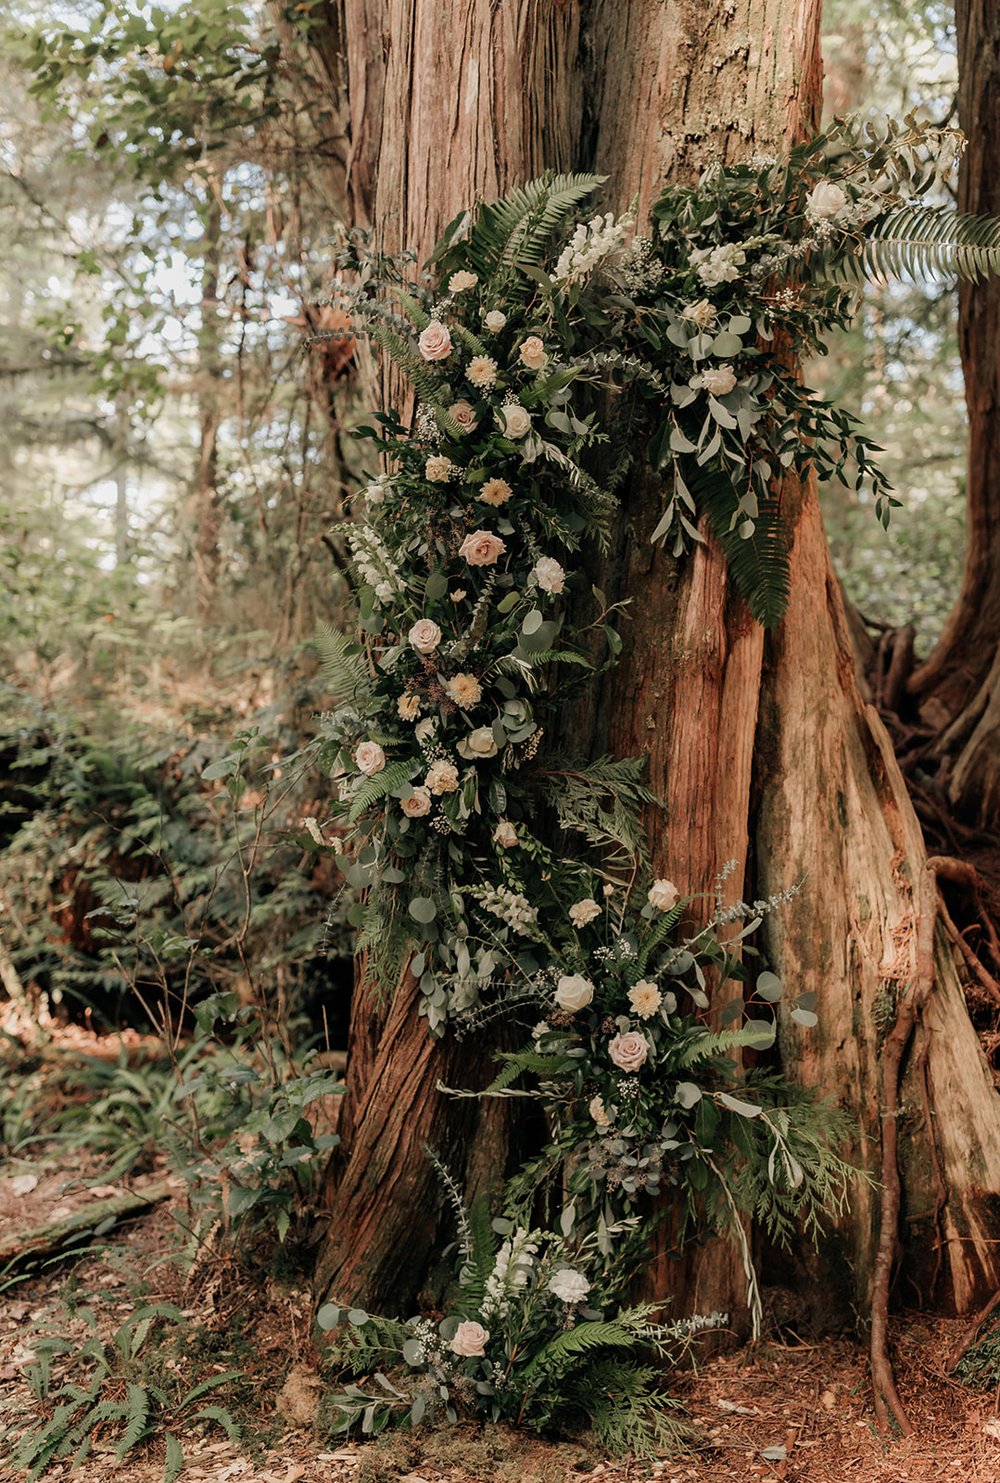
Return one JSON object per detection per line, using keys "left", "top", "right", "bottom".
{"left": 555, "top": 974, "right": 594, "bottom": 1012}
{"left": 548, "top": 1269, "right": 591, "bottom": 1304}
{"left": 414, "top": 717, "right": 438, "bottom": 746}
{"left": 418, "top": 320, "right": 452, "bottom": 361}
{"left": 449, "top": 400, "right": 478, "bottom": 433}
{"left": 450, "top": 1320, "right": 490, "bottom": 1357}
{"left": 425, "top": 758, "right": 459, "bottom": 794}
{"left": 457, "top": 726, "right": 498, "bottom": 760}
{"left": 519, "top": 335, "right": 547, "bottom": 370}
{"left": 627, "top": 980, "right": 663, "bottom": 1019}
{"left": 445, "top": 672, "right": 482, "bottom": 708}
{"left": 397, "top": 694, "right": 421, "bottom": 721}
{"left": 647, "top": 878, "right": 680, "bottom": 913}
{"left": 408, "top": 618, "right": 442, "bottom": 654}
{"left": 460, "top": 530, "right": 506, "bottom": 566}
{"left": 448, "top": 270, "right": 478, "bottom": 293}
{"left": 354, "top": 741, "right": 385, "bottom": 776}
{"left": 806, "top": 180, "right": 849, "bottom": 221}
{"left": 493, "top": 819, "right": 518, "bottom": 848}
{"left": 568, "top": 898, "right": 601, "bottom": 928}
{"left": 699, "top": 365, "right": 737, "bottom": 396}
{"left": 425, "top": 454, "right": 455, "bottom": 483}
{"left": 479, "top": 478, "right": 513, "bottom": 508}
{"left": 680, "top": 298, "right": 717, "bottom": 327}
{"left": 533, "top": 556, "right": 565, "bottom": 594}
{"left": 484, "top": 309, "right": 507, "bottom": 331}
{"left": 401, "top": 786, "right": 432, "bottom": 818}
{"left": 609, "top": 1030, "right": 649, "bottom": 1073}
{"left": 466, "top": 355, "right": 498, "bottom": 389}
{"left": 501, "top": 403, "right": 532, "bottom": 439}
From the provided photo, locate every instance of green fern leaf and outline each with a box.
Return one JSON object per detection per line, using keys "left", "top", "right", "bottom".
{"left": 837, "top": 205, "right": 1000, "bottom": 284}
{"left": 521, "top": 1320, "right": 636, "bottom": 1383}
{"left": 460, "top": 173, "right": 606, "bottom": 284}
{"left": 682, "top": 459, "right": 790, "bottom": 627}
{"left": 115, "top": 1383, "right": 151, "bottom": 1460}
{"left": 163, "top": 1433, "right": 184, "bottom": 1483}
{"left": 347, "top": 759, "right": 417, "bottom": 822}
{"left": 312, "top": 621, "right": 370, "bottom": 701}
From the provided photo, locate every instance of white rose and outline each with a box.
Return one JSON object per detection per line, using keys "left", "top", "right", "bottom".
{"left": 457, "top": 726, "right": 499, "bottom": 760}
{"left": 414, "top": 717, "right": 438, "bottom": 746}
{"left": 448, "top": 270, "right": 478, "bottom": 293}
{"left": 568, "top": 898, "right": 601, "bottom": 928}
{"left": 484, "top": 309, "right": 507, "bottom": 332}
{"left": 533, "top": 556, "right": 565, "bottom": 595}
{"left": 699, "top": 365, "right": 737, "bottom": 397}
{"left": 680, "top": 298, "right": 717, "bottom": 327}
{"left": 425, "top": 454, "right": 455, "bottom": 483}
{"left": 408, "top": 618, "right": 442, "bottom": 654}
{"left": 806, "top": 180, "right": 849, "bottom": 221}
{"left": 608, "top": 1030, "right": 649, "bottom": 1073}
{"left": 519, "top": 335, "right": 547, "bottom": 370}
{"left": 401, "top": 787, "right": 432, "bottom": 818}
{"left": 449, "top": 1320, "right": 490, "bottom": 1357}
{"left": 501, "top": 403, "right": 532, "bottom": 439}
{"left": 494, "top": 819, "right": 518, "bottom": 848}
{"left": 354, "top": 741, "right": 385, "bottom": 776}
{"left": 555, "top": 974, "right": 594, "bottom": 1012}
{"left": 547, "top": 1269, "right": 591, "bottom": 1304}
{"left": 647, "top": 878, "right": 680, "bottom": 913}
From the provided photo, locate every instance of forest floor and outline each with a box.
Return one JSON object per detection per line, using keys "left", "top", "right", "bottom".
{"left": 2, "top": 1038, "right": 1000, "bottom": 1483}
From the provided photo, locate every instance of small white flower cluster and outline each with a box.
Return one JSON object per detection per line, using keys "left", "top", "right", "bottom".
{"left": 348, "top": 525, "right": 403, "bottom": 602}
{"left": 619, "top": 235, "right": 667, "bottom": 295}
{"left": 690, "top": 242, "right": 746, "bottom": 287}
{"left": 481, "top": 1227, "right": 539, "bottom": 1318}
{"left": 415, "top": 404, "right": 444, "bottom": 445}
{"left": 554, "top": 211, "right": 633, "bottom": 285}
{"left": 664, "top": 1309, "right": 729, "bottom": 1336}
{"left": 478, "top": 885, "right": 538, "bottom": 934}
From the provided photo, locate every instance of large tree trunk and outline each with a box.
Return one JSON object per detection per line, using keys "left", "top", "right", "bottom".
{"left": 313, "top": 0, "right": 1000, "bottom": 1329}
{"left": 908, "top": 0, "right": 1000, "bottom": 829}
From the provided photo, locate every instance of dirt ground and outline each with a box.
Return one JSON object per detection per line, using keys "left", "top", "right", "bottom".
{"left": 2, "top": 1158, "right": 1000, "bottom": 1483}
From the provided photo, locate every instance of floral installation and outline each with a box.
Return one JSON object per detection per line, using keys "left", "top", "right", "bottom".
{"left": 313, "top": 112, "right": 988, "bottom": 1035}
{"left": 318, "top": 1169, "right": 706, "bottom": 1455}
{"left": 304, "top": 110, "right": 997, "bottom": 1454}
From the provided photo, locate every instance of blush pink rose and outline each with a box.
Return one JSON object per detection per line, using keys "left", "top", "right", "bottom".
{"left": 449, "top": 1320, "right": 490, "bottom": 1357}
{"left": 459, "top": 529, "right": 507, "bottom": 567}
{"left": 355, "top": 741, "right": 386, "bottom": 777}
{"left": 418, "top": 320, "right": 452, "bottom": 361}
{"left": 608, "top": 1030, "right": 648, "bottom": 1073}
{"left": 408, "top": 618, "right": 442, "bottom": 654}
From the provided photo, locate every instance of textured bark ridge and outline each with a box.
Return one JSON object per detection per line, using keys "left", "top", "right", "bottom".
{"left": 309, "top": 0, "right": 1000, "bottom": 1323}
{"left": 909, "top": 0, "right": 1000, "bottom": 827}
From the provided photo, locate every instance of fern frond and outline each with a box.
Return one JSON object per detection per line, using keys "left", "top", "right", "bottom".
{"left": 521, "top": 1319, "right": 635, "bottom": 1383}
{"left": 369, "top": 322, "right": 446, "bottom": 401}
{"left": 837, "top": 205, "right": 1000, "bottom": 284}
{"left": 163, "top": 1433, "right": 185, "bottom": 1483}
{"left": 565, "top": 1359, "right": 691, "bottom": 1457}
{"left": 462, "top": 174, "right": 606, "bottom": 283}
{"left": 115, "top": 1383, "right": 150, "bottom": 1460}
{"left": 313, "top": 621, "right": 370, "bottom": 702}
{"left": 347, "top": 760, "right": 417, "bottom": 822}
{"left": 685, "top": 459, "right": 790, "bottom": 627}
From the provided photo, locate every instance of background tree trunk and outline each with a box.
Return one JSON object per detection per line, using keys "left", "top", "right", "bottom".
{"left": 312, "top": 0, "right": 1000, "bottom": 1326}
{"left": 908, "top": 0, "right": 1000, "bottom": 830}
